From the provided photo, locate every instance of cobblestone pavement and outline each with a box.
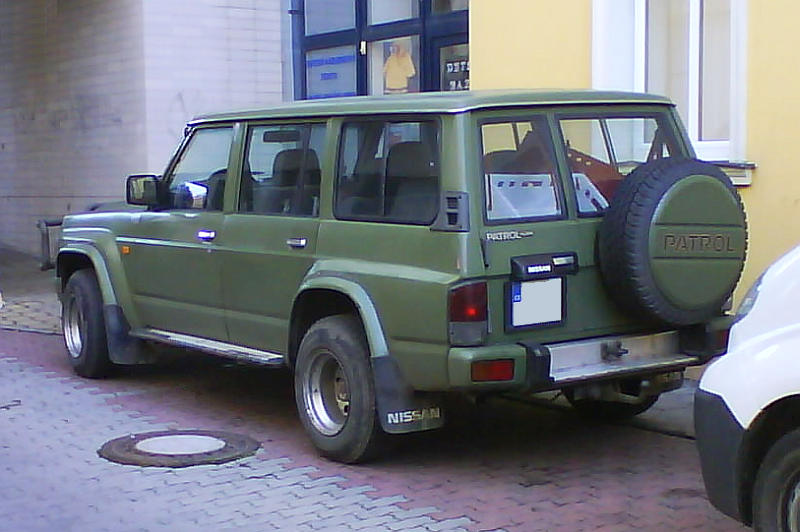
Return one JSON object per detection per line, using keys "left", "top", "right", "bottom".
{"left": 0, "top": 329, "right": 746, "bottom": 532}
{"left": 0, "top": 247, "right": 60, "bottom": 334}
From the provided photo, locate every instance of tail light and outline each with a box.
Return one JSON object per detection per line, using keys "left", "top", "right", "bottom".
{"left": 471, "top": 359, "right": 514, "bottom": 382}
{"left": 449, "top": 281, "right": 488, "bottom": 346}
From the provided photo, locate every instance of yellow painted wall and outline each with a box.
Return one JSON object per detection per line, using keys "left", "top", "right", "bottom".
{"left": 739, "top": 0, "right": 800, "bottom": 288}
{"left": 469, "top": 0, "right": 592, "bottom": 90}
{"left": 470, "top": 0, "right": 800, "bottom": 295}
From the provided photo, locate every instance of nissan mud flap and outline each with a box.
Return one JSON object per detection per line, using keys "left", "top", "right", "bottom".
{"left": 372, "top": 356, "right": 445, "bottom": 434}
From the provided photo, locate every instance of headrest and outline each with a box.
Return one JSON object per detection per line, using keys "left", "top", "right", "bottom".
{"left": 483, "top": 150, "right": 517, "bottom": 173}
{"left": 272, "top": 149, "right": 320, "bottom": 186}
{"left": 272, "top": 149, "right": 303, "bottom": 185}
{"left": 386, "top": 142, "right": 436, "bottom": 179}
{"left": 304, "top": 149, "right": 321, "bottom": 185}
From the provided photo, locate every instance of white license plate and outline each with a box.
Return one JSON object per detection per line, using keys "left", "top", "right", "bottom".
{"left": 511, "top": 278, "right": 563, "bottom": 327}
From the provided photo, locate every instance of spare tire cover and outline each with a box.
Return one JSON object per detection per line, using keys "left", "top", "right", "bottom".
{"left": 598, "top": 157, "right": 747, "bottom": 326}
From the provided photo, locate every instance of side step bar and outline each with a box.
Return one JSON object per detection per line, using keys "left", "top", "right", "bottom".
{"left": 131, "top": 328, "right": 285, "bottom": 367}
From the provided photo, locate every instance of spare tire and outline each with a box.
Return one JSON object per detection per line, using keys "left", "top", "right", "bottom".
{"left": 598, "top": 157, "right": 747, "bottom": 326}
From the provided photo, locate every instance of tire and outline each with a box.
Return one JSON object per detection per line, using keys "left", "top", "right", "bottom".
{"left": 61, "top": 269, "right": 111, "bottom": 378}
{"left": 753, "top": 429, "right": 800, "bottom": 532}
{"left": 563, "top": 382, "right": 659, "bottom": 421}
{"left": 598, "top": 157, "right": 747, "bottom": 326}
{"left": 294, "top": 315, "right": 383, "bottom": 463}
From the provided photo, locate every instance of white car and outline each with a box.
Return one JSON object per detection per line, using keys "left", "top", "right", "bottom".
{"left": 696, "top": 244, "right": 800, "bottom": 531}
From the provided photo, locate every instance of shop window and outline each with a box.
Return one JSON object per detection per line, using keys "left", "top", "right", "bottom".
{"left": 368, "top": 36, "right": 420, "bottom": 95}
{"left": 294, "top": 1, "right": 468, "bottom": 98}
{"left": 440, "top": 43, "right": 470, "bottom": 91}
{"left": 433, "top": 0, "right": 469, "bottom": 13}
{"left": 304, "top": 0, "right": 354, "bottom": 36}
{"left": 369, "top": 0, "right": 419, "bottom": 25}
{"left": 306, "top": 46, "right": 358, "bottom": 99}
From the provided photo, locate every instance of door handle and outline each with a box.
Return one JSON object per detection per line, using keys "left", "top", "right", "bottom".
{"left": 197, "top": 229, "right": 216, "bottom": 242}
{"left": 286, "top": 237, "right": 307, "bottom": 249}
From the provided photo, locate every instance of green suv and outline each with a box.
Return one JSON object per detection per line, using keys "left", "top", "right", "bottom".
{"left": 57, "top": 90, "right": 747, "bottom": 462}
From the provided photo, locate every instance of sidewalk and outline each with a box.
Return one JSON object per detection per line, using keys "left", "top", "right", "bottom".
{"left": 0, "top": 247, "right": 60, "bottom": 334}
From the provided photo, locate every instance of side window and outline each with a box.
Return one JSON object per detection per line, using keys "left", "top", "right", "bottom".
{"left": 240, "top": 123, "right": 325, "bottom": 217}
{"left": 166, "top": 127, "right": 233, "bottom": 211}
{"left": 335, "top": 119, "right": 439, "bottom": 225}
{"left": 560, "top": 116, "right": 680, "bottom": 215}
{"left": 480, "top": 117, "right": 562, "bottom": 222}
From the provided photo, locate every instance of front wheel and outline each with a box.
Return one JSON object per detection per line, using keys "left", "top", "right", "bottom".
{"left": 294, "top": 315, "right": 383, "bottom": 463}
{"left": 753, "top": 429, "right": 800, "bottom": 532}
{"left": 61, "top": 269, "right": 111, "bottom": 378}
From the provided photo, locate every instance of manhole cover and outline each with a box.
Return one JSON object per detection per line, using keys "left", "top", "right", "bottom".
{"left": 99, "top": 430, "right": 260, "bottom": 467}
{"left": 134, "top": 434, "right": 227, "bottom": 454}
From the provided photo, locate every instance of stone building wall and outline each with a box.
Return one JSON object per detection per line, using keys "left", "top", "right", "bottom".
{"left": 0, "top": 0, "right": 283, "bottom": 254}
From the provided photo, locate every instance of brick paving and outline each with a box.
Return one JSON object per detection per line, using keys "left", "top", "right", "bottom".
{"left": 0, "top": 248, "right": 747, "bottom": 531}
{"left": 0, "top": 329, "right": 746, "bottom": 532}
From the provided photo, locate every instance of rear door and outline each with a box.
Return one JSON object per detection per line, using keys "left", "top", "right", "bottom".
{"left": 476, "top": 107, "right": 686, "bottom": 344}
{"left": 218, "top": 122, "right": 325, "bottom": 353}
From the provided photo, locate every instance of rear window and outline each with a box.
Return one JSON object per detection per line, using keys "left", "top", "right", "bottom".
{"left": 335, "top": 120, "right": 439, "bottom": 225}
{"left": 480, "top": 116, "right": 564, "bottom": 223}
{"left": 559, "top": 114, "right": 682, "bottom": 216}
{"left": 479, "top": 111, "right": 684, "bottom": 222}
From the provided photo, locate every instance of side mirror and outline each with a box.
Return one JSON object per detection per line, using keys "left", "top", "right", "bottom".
{"left": 126, "top": 174, "right": 160, "bottom": 206}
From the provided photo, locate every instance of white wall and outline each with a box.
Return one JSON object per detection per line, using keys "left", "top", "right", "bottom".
{"left": 141, "top": 0, "right": 284, "bottom": 172}
{"left": 0, "top": 0, "right": 284, "bottom": 255}
{"left": 0, "top": 0, "right": 147, "bottom": 254}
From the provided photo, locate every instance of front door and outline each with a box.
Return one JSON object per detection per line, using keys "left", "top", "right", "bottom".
{"left": 119, "top": 126, "right": 234, "bottom": 340}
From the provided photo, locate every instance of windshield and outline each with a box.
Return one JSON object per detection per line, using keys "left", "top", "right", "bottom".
{"left": 479, "top": 111, "right": 683, "bottom": 222}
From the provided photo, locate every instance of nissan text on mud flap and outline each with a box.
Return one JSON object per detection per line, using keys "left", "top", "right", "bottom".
{"left": 56, "top": 90, "right": 747, "bottom": 463}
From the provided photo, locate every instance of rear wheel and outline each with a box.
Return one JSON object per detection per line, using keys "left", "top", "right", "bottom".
{"left": 61, "top": 269, "right": 111, "bottom": 378}
{"left": 294, "top": 315, "right": 383, "bottom": 463}
{"left": 753, "top": 429, "right": 800, "bottom": 532}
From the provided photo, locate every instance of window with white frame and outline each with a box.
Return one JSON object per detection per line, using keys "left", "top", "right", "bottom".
{"left": 592, "top": 0, "right": 747, "bottom": 162}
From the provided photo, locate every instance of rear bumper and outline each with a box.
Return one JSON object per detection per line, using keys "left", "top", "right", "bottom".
{"left": 447, "top": 330, "right": 705, "bottom": 391}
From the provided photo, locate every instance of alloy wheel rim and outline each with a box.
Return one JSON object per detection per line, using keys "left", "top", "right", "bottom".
{"left": 63, "top": 295, "right": 84, "bottom": 358}
{"left": 304, "top": 350, "right": 350, "bottom": 436}
{"left": 787, "top": 478, "right": 800, "bottom": 532}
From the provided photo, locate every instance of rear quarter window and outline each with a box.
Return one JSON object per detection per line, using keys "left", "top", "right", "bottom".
{"left": 335, "top": 119, "right": 440, "bottom": 225}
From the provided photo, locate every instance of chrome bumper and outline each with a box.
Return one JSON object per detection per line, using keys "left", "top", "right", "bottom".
{"left": 545, "top": 331, "right": 694, "bottom": 385}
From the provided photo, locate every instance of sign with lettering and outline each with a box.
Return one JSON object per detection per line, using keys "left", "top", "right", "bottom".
{"left": 306, "top": 47, "right": 357, "bottom": 100}
{"left": 443, "top": 56, "right": 470, "bottom": 91}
